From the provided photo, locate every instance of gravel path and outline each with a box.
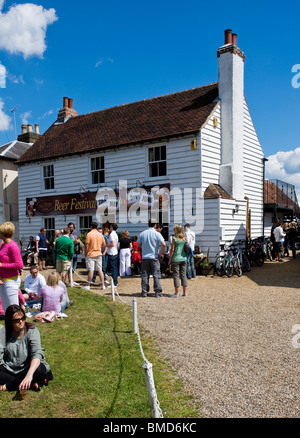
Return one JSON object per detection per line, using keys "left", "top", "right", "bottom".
{"left": 23, "top": 256, "right": 300, "bottom": 418}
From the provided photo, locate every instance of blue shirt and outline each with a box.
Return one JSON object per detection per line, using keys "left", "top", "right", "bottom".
{"left": 137, "top": 228, "right": 164, "bottom": 259}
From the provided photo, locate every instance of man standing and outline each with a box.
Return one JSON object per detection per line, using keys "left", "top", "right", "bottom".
{"left": 184, "top": 223, "right": 196, "bottom": 279}
{"left": 138, "top": 220, "right": 166, "bottom": 297}
{"left": 273, "top": 220, "right": 286, "bottom": 262}
{"left": 67, "top": 222, "right": 80, "bottom": 286}
{"left": 81, "top": 222, "right": 106, "bottom": 291}
{"left": 55, "top": 228, "right": 74, "bottom": 284}
{"left": 106, "top": 223, "right": 119, "bottom": 288}
{"left": 35, "top": 228, "right": 49, "bottom": 271}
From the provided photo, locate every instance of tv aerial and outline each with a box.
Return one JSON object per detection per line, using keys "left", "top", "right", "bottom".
{"left": 10, "top": 104, "right": 21, "bottom": 139}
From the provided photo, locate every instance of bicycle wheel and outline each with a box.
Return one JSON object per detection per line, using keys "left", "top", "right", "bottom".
{"left": 215, "top": 256, "right": 225, "bottom": 276}
{"left": 267, "top": 246, "right": 273, "bottom": 261}
{"left": 255, "top": 248, "right": 264, "bottom": 266}
{"left": 234, "top": 258, "right": 243, "bottom": 277}
{"left": 242, "top": 253, "right": 251, "bottom": 272}
{"left": 224, "top": 258, "right": 233, "bottom": 277}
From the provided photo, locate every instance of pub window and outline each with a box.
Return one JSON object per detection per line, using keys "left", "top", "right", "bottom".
{"left": 148, "top": 145, "right": 167, "bottom": 178}
{"left": 44, "top": 217, "right": 55, "bottom": 241}
{"left": 43, "top": 164, "right": 55, "bottom": 190}
{"left": 79, "top": 216, "right": 92, "bottom": 234}
{"left": 91, "top": 156, "right": 105, "bottom": 185}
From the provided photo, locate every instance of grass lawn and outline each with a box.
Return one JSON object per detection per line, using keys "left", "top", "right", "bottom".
{"left": 0, "top": 288, "right": 199, "bottom": 418}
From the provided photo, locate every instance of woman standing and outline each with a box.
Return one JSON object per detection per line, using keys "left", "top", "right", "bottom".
{"left": 0, "top": 222, "right": 23, "bottom": 313}
{"left": 169, "top": 225, "right": 188, "bottom": 298}
{"left": 288, "top": 221, "right": 298, "bottom": 259}
{"left": 132, "top": 235, "right": 142, "bottom": 275}
{"left": 0, "top": 304, "right": 53, "bottom": 393}
{"left": 118, "top": 231, "right": 132, "bottom": 277}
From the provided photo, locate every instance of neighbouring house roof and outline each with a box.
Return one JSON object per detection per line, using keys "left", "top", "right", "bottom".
{"left": 17, "top": 82, "right": 219, "bottom": 164}
{"left": 264, "top": 180, "right": 300, "bottom": 213}
{"left": 204, "top": 183, "right": 234, "bottom": 200}
{"left": 0, "top": 140, "right": 34, "bottom": 161}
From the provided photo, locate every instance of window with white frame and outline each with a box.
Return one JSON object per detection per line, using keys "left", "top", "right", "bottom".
{"left": 79, "top": 216, "right": 92, "bottom": 234}
{"left": 91, "top": 156, "right": 105, "bottom": 185}
{"left": 148, "top": 145, "right": 167, "bottom": 178}
{"left": 43, "top": 164, "right": 55, "bottom": 190}
{"left": 44, "top": 217, "right": 55, "bottom": 241}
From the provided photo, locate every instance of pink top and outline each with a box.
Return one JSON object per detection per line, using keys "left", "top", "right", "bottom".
{"left": 0, "top": 240, "right": 23, "bottom": 279}
{"left": 0, "top": 290, "right": 25, "bottom": 316}
{"left": 39, "top": 285, "right": 64, "bottom": 313}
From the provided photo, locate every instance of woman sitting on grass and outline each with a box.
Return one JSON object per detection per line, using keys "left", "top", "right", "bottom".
{"left": 39, "top": 272, "right": 65, "bottom": 313}
{"left": 0, "top": 304, "right": 53, "bottom": 393}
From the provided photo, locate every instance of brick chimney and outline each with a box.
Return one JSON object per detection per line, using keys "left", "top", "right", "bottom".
{"left": 57, "top": 97, "right": 78, "bottom": 122}
{"left": 217, "top": 29, "right": 245, "bottom": 200}
{"left": 17, "top": 124, "right": 41, "bottom": 143}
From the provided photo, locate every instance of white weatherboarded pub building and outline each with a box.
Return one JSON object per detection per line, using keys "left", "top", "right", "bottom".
{"left": 17, "top": 30, "right": 265, "bottom": 259}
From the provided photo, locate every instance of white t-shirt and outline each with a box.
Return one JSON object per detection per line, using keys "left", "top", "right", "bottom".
{"left": 185, "top": 229, "right": 195, "bottom": 251}
{"left": 107, "top": 230, "right": 119, "bottom": 256}
{"left": 273, "top": 226, "right": 285, "bottom": 243}
{"left": 24, "top": 272, "right": 46, "bottom": 295}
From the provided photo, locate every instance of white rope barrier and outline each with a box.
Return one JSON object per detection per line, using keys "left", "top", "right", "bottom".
{"left": 69, "top": 265, "right": 163, "bottom": 418}
{"left": 110, "top": 278, "right": 163, "bottom": 418}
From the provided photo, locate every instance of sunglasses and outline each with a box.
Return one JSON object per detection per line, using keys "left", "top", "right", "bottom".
{"left": 12, "top": 316, "right": 26, "bottom": 323}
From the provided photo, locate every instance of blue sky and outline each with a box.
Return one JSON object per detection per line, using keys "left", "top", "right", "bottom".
{"left": 0, "top": 0, "right": 300, "bottom": 194}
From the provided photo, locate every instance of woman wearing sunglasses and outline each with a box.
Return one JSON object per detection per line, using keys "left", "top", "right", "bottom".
{"left": 0, "top": 305, "right": 53, "bottom": 394}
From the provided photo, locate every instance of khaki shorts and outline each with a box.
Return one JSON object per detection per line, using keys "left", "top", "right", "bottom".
{"left": 56, "top": 259, "right": 71, "bottom": 273}
{"left": 85, "top": 256, "right": 102, "bottom": 271}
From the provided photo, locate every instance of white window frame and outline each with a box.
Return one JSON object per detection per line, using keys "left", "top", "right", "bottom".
{"left": 147, "top": 144, "right": 167, "bottom": 179}
{"left": 43, "top": 217, "right": 55, "bottom": 241}
{"left": 90, "top": 154, "right": 105, "bottom": 186}
{"left": 41, "top": 163, "right": 55, "bottom": 192}
{"left": 79, "top": 215, "right": 93, "bottom": 235}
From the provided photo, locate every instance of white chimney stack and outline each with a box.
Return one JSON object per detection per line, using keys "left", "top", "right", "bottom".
{"left": 217, "top": 29, "right": 245, "bottom": 200}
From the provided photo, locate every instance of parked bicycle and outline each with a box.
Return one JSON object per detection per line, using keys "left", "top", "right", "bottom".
{"left": 215, "top": 241, "right": 245, "bottom": 277}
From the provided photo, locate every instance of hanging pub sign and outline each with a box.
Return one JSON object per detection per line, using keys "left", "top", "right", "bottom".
{"left": 26, "top": 183, "right": 171, "bottom": 217}
{"left": 26, "top": 192, "right": 98, "bottom": 217}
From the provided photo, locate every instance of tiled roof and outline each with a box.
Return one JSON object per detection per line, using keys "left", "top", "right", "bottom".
{"left": 264, "top": 180, "right": 300, "bottom": 213}
{"left": 204, "top": 183, "right": 234, "bottom": 200}
{"left": 0, "top": 140, "right": 33, "bottom": 160}
{"left": 17, "top": 82, "right": 219, "bottom": 164}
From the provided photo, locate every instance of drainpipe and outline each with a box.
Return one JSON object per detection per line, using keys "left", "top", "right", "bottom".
{"left": 262, "top": 157, "right": 268, "bottom": 236}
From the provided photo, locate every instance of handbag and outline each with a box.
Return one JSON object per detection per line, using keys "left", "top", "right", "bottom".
{"left": 184, "top": 241, "right": 191, "bottom": 254}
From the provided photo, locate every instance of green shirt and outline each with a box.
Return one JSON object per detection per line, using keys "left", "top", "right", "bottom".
{"left": 172, "top": 237, "right": 187, "bottom": 263}
{"left": 55, "top": 235, "right": 74, "bottom": 261}
{"left": 0, "top": 326, "right": 50, "bottom": 374}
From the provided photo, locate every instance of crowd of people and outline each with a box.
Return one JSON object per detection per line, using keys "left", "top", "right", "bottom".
{"left": 1, "top": 215, "right": 298, "bottom": 396}
{"left": 271, "top": 219, "right": 299, "bottom": 262}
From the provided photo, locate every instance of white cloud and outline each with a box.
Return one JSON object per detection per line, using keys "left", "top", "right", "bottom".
{"left": 0, "top": 2, "right": 58, "bottom": 59}
{"left": 95, "top": 58, "right": 114, "bottom": 67}
{"left": 39, "top": 109, "right": 53, "bottom": 120}
{"left": 20, "top": 110, "right": 32, "bottom": 125}
{"left": 0, "top": 62, "right": 5, "bottom": 87}
{"left": 265, "top": 148, "right": 300, "bottom": 200}
{"left": 0, "top": 98, "right": 11, "bottom": 131}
